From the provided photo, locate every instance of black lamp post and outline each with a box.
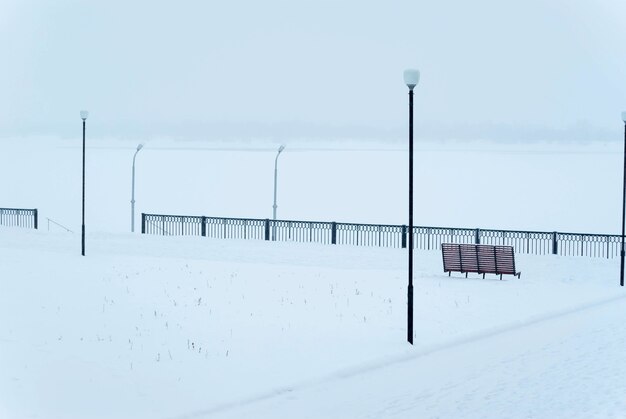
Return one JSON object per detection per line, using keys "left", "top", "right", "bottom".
{"left": 403, "top": 69, "right": 420, "bottom": 344}
{"left": 80, "top": 110, "right": 89, "bottom": 256}
{"left": 619, "top": 111, "right": 626, "bottom": 287}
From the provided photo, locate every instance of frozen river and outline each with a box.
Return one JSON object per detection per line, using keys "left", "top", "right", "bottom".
{"left": 0, "top": 136, "right": 622, "bottom": 235}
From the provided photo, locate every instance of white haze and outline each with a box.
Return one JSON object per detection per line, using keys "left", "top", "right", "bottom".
{"left": 0, "top": 137, "right": 623, "bottom": 235}
{"left": 0, "top": 0, "right": 625, "bottom": 141}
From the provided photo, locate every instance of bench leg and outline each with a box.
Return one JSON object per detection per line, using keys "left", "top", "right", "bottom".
{"left": 500, "top": 274, "right": 503, "bottom": 280}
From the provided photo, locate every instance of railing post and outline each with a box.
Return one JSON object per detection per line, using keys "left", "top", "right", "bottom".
{"left": 552, "top": 231, "right": 558, "bottom": 255}
{"left": 581, "top": 235, "right": 585, "bottom": 257}
{"left": 265, "top": 219, "right": 270, "bottom": 241}
{"left": 401, "top": 225, "right": 407, "bottom": 248}
{"left": 141, "top": 213, "right": 146, "bottom": 234}
{"left": 201, "top": 216, "right": 207, "bottom": 237}
{"left": 331, "top": 222, "right": 337, "bottom": 244}
{"left": 475, "top": 228, "right": 480, "bottom": 244}
{"left": 33, "top": 209, "right": 38, "bottom": 229}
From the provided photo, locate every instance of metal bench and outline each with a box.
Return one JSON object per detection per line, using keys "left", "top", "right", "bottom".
{"left": 441, "top": 243, "right": 521, "bottom": 280}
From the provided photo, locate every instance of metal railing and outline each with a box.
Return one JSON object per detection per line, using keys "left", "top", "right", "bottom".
{"left": 141, "top": 213, "right": 622, "bottom": 258}
{"left": 0, "top": 208, "right": 38, "bottom": 229}
{"left": 46, "top": 218, "right": 73, "bottom": 233}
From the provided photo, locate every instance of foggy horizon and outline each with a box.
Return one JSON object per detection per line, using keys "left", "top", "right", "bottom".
{"left": 1, "top": 0, "right": 625, "bottom": 142}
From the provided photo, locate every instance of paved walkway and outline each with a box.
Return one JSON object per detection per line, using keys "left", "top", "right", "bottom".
{"left": 195, "top": 296, "right": 626, "bottom": 419}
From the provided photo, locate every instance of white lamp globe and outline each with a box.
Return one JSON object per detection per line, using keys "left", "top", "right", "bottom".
{"left": 403, "top": 69, "right": 420, "bottom": 89}
{"left": 80, "top": 110, "right": 89, "bottom": 120}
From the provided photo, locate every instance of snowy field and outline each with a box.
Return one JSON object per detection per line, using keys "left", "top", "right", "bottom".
{"left": 2, "top": 137, "right": 626, "bottom": 418}
{"left": 0, "top": 226, "right": 625, "bottom": 419}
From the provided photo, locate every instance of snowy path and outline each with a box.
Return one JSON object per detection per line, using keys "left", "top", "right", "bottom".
{"left": 194, "top": 296, "right": 626, "bottom": 419}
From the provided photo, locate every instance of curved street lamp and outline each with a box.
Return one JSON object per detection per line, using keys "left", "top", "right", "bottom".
{"left": 619, "top": 111, "right": 626, "bottom": 287}
{"left": 80, "top": 110, "right": 89, "bottom": 256}
{"left": 403, "top": 69, "right": 420, "bottom": 345}
{"left": 273, "top": 144, "right": 286, "bottom": 221}
{"left": 272, "top": 145, "right": 286, "bottom": 241}
{"left": 131, "top": 143, "right": 144, "bottom": 233}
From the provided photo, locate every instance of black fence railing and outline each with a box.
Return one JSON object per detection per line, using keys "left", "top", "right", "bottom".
{"left": 141, "top": 213, "right": 622, "bottom": 259}
{"left": 0, "top": 208, "right": 38, "bottom": 229}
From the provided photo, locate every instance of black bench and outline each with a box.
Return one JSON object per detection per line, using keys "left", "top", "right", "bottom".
{"left": 441, "top": 243, "right": 521, "bottom": 280}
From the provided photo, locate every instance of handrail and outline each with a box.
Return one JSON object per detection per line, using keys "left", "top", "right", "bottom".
{"left": 140, "top": 212, "right": 623, "bottom": 259}
{"left": 46, "top": 218, "right": 73, "bottom": 233}
{"left": 0, "top": 207, "right": 38, "bottom": 229}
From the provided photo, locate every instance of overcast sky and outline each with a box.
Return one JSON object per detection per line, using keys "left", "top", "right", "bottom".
{"left": 1, "top": 0, "right": 625, "bottom": 141}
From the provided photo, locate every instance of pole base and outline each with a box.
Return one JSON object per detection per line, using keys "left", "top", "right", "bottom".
{"left": 81, "top": 224, "right": 86, "bottom": 256}
{"left": 407, "top": 284, "right": 414, "bottom": 344}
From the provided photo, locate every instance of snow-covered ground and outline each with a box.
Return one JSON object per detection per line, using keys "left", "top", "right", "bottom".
{"left": 0, "top": 226, "right": 624, "bottom": 419}
{"left": 2, "top": 137, "right": 626, "bottom": 418}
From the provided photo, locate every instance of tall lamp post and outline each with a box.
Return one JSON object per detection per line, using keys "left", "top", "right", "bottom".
{"left": 404, "top": 69, "right": 420, "bottom": 345}
{"left": 131, "top": 143, "right": 144, "bottom": 233}
{"left": 272, "top": 145, "right": 286, "bottom": 240}
{"left": 619, "top": 111, "right": 626, "bottom": 287}
{"left": 80, "top": 110, "right": 89, "bottom": 256}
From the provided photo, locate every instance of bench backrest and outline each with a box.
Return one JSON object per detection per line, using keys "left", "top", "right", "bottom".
{"left": 493, "top": 245, "right": 517, "bottom": 275}
{"left": 441, "top": 243, "right": 462, "bottom": 272}
{"left": 442, "top": 243, "right": 517, "bottom": 276}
